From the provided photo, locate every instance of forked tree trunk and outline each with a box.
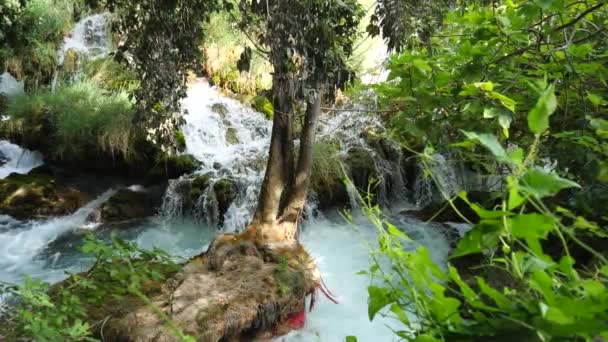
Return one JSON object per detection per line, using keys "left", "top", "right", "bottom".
{"left": 251, "top": 80, "right": 322, "bottom": 244}
{"left": 279, "top": 84, "right": 322, "bottom": 232}
{"left": 251, "top": 71, "right": 296, "bottom": 240}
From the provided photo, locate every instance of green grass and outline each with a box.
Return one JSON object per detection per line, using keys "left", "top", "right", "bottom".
{"left": 5, "top": 79, "right": 136, "bottom": 160}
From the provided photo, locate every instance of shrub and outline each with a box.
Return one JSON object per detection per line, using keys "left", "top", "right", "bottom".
{"left": 4, "top": 79, "right": 136, "bottom": 160}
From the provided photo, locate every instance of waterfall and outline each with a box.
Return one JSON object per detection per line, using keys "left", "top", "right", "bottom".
{"left": 57, "top": 13, "right": 112, "bottom": 65}
{"left": 0, "top": 189, "right": 115, "bottom": 285}
{"left": 0, "top": 141, "right": 44, "bottom": 179}
{"left": 0, "top": 72, "right": 24, "bottom": 97}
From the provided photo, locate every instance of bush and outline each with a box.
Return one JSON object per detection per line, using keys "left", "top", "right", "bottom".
{"left": 2, "top": 0, "right": 79, "bottom": 83}
{"left": 358, "top": 85, "right": 608, "bottom": 341}
{"left": 4, "top": 79, "right": 136, "bottom": 160}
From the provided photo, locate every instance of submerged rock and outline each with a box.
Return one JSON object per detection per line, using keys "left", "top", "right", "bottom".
{"left": 100, "top": 188, "right": 151, "bottom": 222}
{"left": 211, "top": 103, "right": 228, "bottom": 118}
{"left": 0, "top": 166, "right": 90, "bottom": 219}
{"left": 225, "top": 127, "right": 239, "bottom": 145}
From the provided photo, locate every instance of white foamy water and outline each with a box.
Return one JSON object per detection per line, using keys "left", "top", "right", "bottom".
{"left": 279, "top": 213, "right": 450, "bottom": 342}
{"left": 0, "top": 140, "right": 44, "bottom": 179}
{"left": 0, "top": 72, "right": 24, "bottom": 96}
{"left": 0, "top": 190, "right": 116, "bottom": 284}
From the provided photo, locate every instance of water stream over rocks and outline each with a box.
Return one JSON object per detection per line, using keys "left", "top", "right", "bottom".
{"left": 0, "top": 12, "right": 467, "bottom": 340}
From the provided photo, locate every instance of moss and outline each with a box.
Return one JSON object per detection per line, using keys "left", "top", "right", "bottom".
{"left": 147, "top": 154, "right": 201, "bottom": 182}
{"left": 310, "top": 140, "right": 349, "bottom": 210}
{"left": 345, "top": 146, "right": 378, "bottom": 196}
{"left": 211, "top": 103, "right": 228, "bottom": 118}
{"left": 0, "top": 167, "right": 89, "bottom": 219}
{"left": 213, "top": 178, "right": 238, "bottom": 223}
{"left": 225, "top": 127, "right": 239, "bottom": 145}
{"left": 252, "top": 95, "right": 273, "bottom": 119}
{"left": 190, "top": 173, "right": 213, "bottom": 202}
{"left": 174, "top": 129, "right": 187, "bottom": 152}
{"left": 100, "top": 188, "right": 148, "bottom": 222}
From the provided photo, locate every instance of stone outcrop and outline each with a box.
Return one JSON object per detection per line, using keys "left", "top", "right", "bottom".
{"left": 0, "top": 166, "right": 90, "bottom": 219}
{"left": 86, "top": 231, "right": 319, "bottom": 342}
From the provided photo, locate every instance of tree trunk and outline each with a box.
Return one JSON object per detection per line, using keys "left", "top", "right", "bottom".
{"left": 279, "top": 84, "right": 322, "bottom": 238}
{"left": 251, "top": 71, "right": 296, "bottom": 242}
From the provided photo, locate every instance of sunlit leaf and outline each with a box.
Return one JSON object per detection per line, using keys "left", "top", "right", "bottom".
{"left": 520, "top": 168, "right": 580, "bottom": 198}
{"left": 462, "top": 131, "right": 507, "bottom": 158}
{"left": 528, "top": 84, "right": 557, "bottom": 134}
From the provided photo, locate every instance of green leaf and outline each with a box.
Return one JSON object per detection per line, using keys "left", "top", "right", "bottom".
{"left": 345, "top": 336, "right": 358, "bottom": 342}
{"left": 487, "top": 91, "right": 516, "bottom": 112}
{"left": 509, "top": 213, "right": 555, "bottom": 240}
{"left": 390, "top": 303, "right": 410, "bottom": 325}
{"left": 474, "top": 81, "right": 494, "bottom": 91}
{"left": 452, "top": 221, "right": 501, "bottom": 257}
{"left": 527, "top": 84, "right": 557, "bottom": 134}
{"left": 386, "top": 223, "right": 411, "bottom": 241}
{"left": 477, "top": 277, "right": 510, "bottom": 309}
{"left": 462, "top": 131, "right": 507, "bottom": 158}
{"left": 520, "top": 168, "right": 580, "bottom": 198}
{"left": 367, "top": 286, "right": 393, "bottom": 321}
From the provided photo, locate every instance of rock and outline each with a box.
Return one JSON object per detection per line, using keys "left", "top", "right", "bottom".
{"left": 225, "top": 127, "right": 239, "bottom": 145}
{"left": 174, "top": 130, "right": 187, "bottom": 153}
{"left": 213, "top": 178, "right": 239, "bottom": 222}
{"left": 0, "top": 167, "right": 90, "bottom": 219}
{"left": 190, "top": 173, "right": 213, "bottom": 203}
{"left": 100, "top": 188, "right": 150, "bottom": 222}
{"left": 147, "top": 154, "right": 201, "bottom": 182}
{"left": 211, "top": 103, "right": 228, "bottom": 118}
{"left": 345, "top": 146, "right": 378, "bottom": 196}
{"left": 75, "top": 231, "right": 318, "bottom": 342}
{"left": 0, "top": 149, "right": 7, "bottom": 167}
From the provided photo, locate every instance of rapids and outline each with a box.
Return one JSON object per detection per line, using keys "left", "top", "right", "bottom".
{"left": 0, "top": 13, "right": 459, "bottom": 340}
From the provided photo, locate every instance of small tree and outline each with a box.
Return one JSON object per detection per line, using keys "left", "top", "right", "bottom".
{"left": 234, "top": 0, "right": 364, "bottom": 244}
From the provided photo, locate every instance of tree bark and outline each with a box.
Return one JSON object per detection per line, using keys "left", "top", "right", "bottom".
{"left": 251, "top": 71, "right": 296, "bottom": 241}
{"left": 279, "top": 83, "right": 322, "bottom": 237}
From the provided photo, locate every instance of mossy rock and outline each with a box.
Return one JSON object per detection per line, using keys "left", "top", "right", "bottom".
{"left": 310, "top": 141, "right": 349, "bottom": 210}
{"left": 345, "top": 147, "right": 377, "bottom": 195}
{"left": 252, "top": 95, "right": 274, "bottom": 119}
{"left": 174, "top": 129, "right": 187, "bottom": 153}
{"left": 147, "top": 154, "right": 201, "bottom": 182}
{"left": 190, "top": 172, "right": 213, "bottom": 203}
{"left": 0, "top": 167, "right": 90, "bottom": 219}
{"left": 225, "top": 127, "right": 239, "bottom": 145}
{"left": 100, "top": 188, "right": 149, "bottom": 222}
{"left": 211, "top": 103, "right": 229, "bottom": 118}
{"left": 214, "top": 178, "right": 238, "bottom": 222}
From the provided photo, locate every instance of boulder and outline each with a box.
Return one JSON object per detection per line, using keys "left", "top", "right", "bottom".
{"left": 345, "top": 147, "right": 378, "bottom": 197}
{"left": 225, "top": 127, "right": 239, "bottom": 145}
{"left": 190, "top": 173, "right": 213, "bottom": 203}
{"left": 213, "top": 178, "right": 239, "bottom": 222}
{"left": 147, "top": 154, "right": 202, "bottom": 182}
{"left": 76, "top": 232, "right": 319, "bottom": 342}
{"left": 211, "top": 103, "right": 228, "bottom": 118}
{"left": 0, "top": 167, "right": 90, "bottom": 219}
{"left": 100, "top": 188, "right": 151, "bottom": 222}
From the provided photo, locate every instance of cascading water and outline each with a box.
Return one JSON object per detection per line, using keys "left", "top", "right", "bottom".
{"left": 162, "top": 78, "right": 271, "bottom": 232}
{"left": 0, "top": 11, "right": 460, "bottom": 340}
{"left": 0, "top": 140, "right": 44, "bottom": 179}
{"left": 0, "top": 72, "right": 24, "bottom": 97}
{"left": 57, "top": 13, "right": 112, "bottom": 65}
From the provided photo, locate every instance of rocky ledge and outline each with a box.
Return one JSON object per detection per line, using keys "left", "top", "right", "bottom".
{"left": 82, "top": 231, "right": 320, "bottom": 341}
